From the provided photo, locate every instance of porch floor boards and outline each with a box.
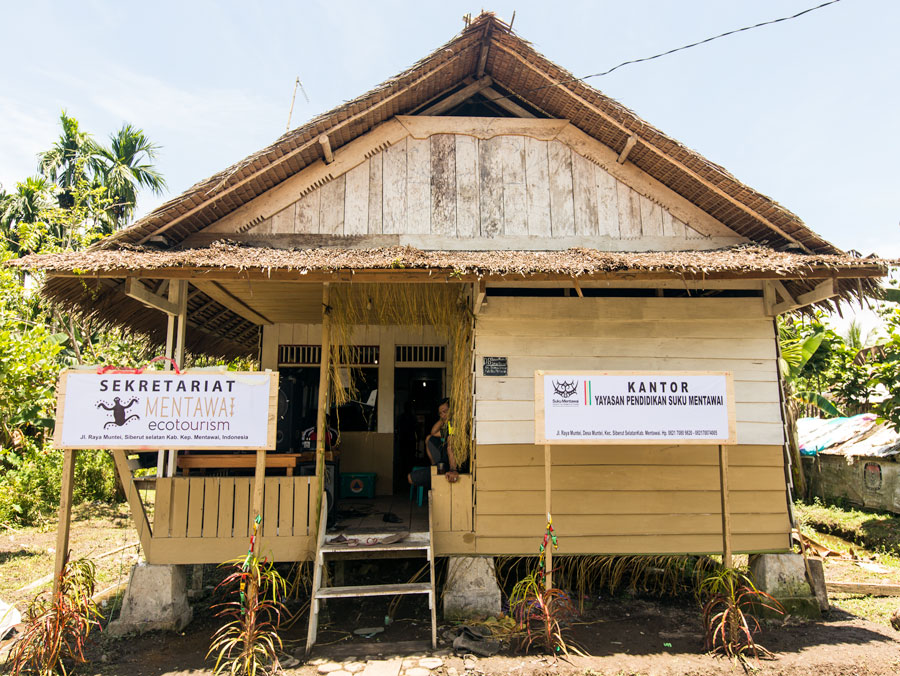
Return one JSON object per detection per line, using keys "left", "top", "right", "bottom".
{"left": 331, "top": 494, "right": 428, "bottom": 536}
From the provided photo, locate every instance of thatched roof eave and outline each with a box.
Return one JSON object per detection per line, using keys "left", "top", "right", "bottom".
{"left": 10, "top": 243, "right": 890, "bottom": 281}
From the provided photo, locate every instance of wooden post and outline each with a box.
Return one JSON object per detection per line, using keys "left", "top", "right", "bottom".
{"left": 252, "top": 448, "right": 266, "bottom": 531}
{"left": 167, "top": 281, "right": 188, "bottom": 478}
{"left": 718, "top": 444, "right": 733, "bottom": 568}
{"left": 158, "top": 282, "right": 178, "bottom": 477}
{"left": 53, "top": 449, "right": 78, "bottom": 593}
{"left": 544, "top": 443, "right": 552, "bottom": 590}
{"left": 314, "top": 283, "right": 332, "bottom": 537}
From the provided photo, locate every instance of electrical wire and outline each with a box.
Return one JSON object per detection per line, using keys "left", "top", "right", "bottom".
{"left": 489, "top": 0, "right": 844, "bottom": 104}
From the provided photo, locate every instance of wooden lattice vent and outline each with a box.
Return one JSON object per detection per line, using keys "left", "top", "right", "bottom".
{"left": 395, "top": 345, "right": 446, "bottom": 363}
{"left": 278, "top": 344, "right": 380, "bottom": 365}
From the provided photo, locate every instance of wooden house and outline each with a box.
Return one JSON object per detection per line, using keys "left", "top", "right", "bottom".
{"left": 15, "top": 13, "right": 887, "bottom": 624}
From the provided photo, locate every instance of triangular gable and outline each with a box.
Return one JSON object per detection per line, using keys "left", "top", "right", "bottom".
{"left": 108, "top": 13, "right": 836, "bottom": 255}
{"left": 184, "top": 117, "right": 744, "bottom": 251}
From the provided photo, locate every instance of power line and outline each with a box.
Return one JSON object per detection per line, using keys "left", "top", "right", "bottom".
{"left": 490, "top": 0, "right": 844, "bottom": 104}
{"left": 584, "top": 0, "right": 843, "bottom": 80}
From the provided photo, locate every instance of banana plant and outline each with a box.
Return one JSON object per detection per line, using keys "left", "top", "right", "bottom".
{"left": 779, "top": 327, "right": 844, "bottom": 417}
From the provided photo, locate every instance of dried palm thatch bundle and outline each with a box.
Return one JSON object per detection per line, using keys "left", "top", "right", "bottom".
{"left": 328, "top": 282, "right": 473, "bottom": 465}
{"left": 496, "top": 554, "right": 724, "bottom": 611}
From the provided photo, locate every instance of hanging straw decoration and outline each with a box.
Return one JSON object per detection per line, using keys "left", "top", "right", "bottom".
{"left": 328, "top": 282, "right": 474, "bottom": 466}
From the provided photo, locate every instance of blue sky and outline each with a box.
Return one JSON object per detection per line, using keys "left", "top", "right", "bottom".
{"left": 1, "top": 0, "right": 897, "bottom": 260}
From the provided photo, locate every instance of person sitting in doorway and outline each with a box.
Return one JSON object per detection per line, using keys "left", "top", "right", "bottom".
{"left": 408, "top": 398, "right": 458, "bottom": 488}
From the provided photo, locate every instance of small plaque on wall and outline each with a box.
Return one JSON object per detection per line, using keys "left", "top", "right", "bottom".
{"left": 483, "top": 357, "right": 508, "bottom": 376}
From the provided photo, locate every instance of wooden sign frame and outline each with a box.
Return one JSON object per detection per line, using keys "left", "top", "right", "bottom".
{"left": 53, "top": 369, "right": 278, "bottom": 451}
{"left": 534, "top": 370, "right": 737, "bottom": 445}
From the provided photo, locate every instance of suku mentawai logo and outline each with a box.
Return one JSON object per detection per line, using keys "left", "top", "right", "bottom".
{"left": 551, "top": 379, "right": 579, "bottom": 407}
{"left": 96, "top": 397, "right": 140, "bottom": 429}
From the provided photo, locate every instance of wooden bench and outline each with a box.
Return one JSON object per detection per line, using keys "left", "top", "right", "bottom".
{"left": 177, "top": 451, "right": 339, "bottom": 476}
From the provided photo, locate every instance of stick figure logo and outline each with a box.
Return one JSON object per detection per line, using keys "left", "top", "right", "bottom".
{"left": 95, "top": 397, "right": 140, "bottom": 429}
{"left": 552, "top": 380, "right": 578, "bottom": 399}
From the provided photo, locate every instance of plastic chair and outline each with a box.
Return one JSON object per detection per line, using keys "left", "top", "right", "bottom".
{"left": 409, "top": 466, "right": 427, "bottom": 507}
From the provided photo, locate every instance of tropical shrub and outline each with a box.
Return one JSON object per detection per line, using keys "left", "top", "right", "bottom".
{"left": 5, "top": 556, "right": 102, "bottom": 675}
{"left": 208, "top": 553, "right": 290, "bottom": 676}
{"left": 508, "top": 569, "right": 576, "bottom": 655}
{"left": 700, "top": 567, "right": 782, "bottom": 663}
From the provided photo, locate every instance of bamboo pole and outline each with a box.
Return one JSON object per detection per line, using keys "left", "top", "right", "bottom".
{"left": 53, "top": 449, "right": 78, "bottom": 593}
{"left": 313, "top": 283, "right": 332, "bottom": 538}
{"left": 718, "top": 444, "right": 733, "bottom": 568}
{"left": 544, "top": 443, "right": 552, "bottom": 590}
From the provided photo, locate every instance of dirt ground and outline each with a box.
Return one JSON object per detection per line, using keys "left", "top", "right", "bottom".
{"left": 70, "top": 595, "right": 900, "bottom": 676}
{"left": 3, "top": 506, "right": 900, "bottom": 675}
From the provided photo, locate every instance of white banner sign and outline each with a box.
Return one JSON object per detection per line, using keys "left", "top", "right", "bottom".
{"left": 535, "top": 371, "right": 735, "bottom": 444}
{"left": 54, "top": 370, "right": 277, "bottom": 450}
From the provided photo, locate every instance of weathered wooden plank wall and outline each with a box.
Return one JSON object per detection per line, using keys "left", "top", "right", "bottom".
{"left": 474, "top": 297, "right": 783, "bottom": 446}
{"left": 468, "top": 295, "right": 790, "bottom": 555}
{"left": 251, "top": 134, "right": 741, "bottom": 248}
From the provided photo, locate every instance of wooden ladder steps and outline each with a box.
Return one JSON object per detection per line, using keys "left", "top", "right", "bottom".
{"left": 315, "top": 582, "right": 432, "bottom": 599}
{"left": 320, "top": 540, "right": 430, "bottom": 556}
{"left": 306, "top": 492, "right": 438, "bottom": 654}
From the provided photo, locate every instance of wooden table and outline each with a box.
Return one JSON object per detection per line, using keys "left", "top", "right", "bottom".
{"left": 177, "top": 451, "right": 339, "bottom": 476}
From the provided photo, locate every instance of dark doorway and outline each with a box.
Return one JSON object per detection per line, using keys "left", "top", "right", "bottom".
{"left": 393, "top": 367, "right": 444, "bottom": 493}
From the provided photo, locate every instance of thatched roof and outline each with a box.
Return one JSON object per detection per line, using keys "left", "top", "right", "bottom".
{"left": 99, "top": 12, "right": 836, "bottom": 254}
{"left": 11, "top": 242, "right": 886, "bottom": 280}
{"left": 10, "top": 13, "right": 891, "bottom": 359}
{"left": 14, "top": 242, "right": 888, "bottom": 359}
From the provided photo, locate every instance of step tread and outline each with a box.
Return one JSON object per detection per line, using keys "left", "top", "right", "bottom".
{"left": 315, "top": 582, "right": 432, "bottom": 599}
{"left": 321, "top": 540, "right": 430, "bottom": 554}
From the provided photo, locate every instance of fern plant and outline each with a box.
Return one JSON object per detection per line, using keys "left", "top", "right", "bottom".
{"left": 208, "top": 553, "right": 290, "bottom": 676}
{"left": 5, "top": 556, "right": 102, "bottom": 676}
{"left": 700, "top": 567, "right": 783, "bottom": 663}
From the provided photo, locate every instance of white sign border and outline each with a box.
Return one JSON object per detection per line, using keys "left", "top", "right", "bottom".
{"left": 52, "top": 369, "right": 279, "bottom": 451}
{"left": 534, "top": 370, "right": 737, "bottom": 445}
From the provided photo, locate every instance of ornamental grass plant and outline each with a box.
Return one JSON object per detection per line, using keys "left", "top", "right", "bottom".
{"left": 5, "top": 555, "right": 102, "bottom": 676}
{"left": 208, "top": 553, "right": 290, "bottom": 676}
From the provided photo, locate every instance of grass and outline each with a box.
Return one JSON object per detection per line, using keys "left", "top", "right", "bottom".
{"left": 794, "top": 498, "right": 900, "bottom": 555}
{"left": 0, "top": 502, "right": 142, "bottom": 611}
{"left": 794, "top": 498, "right": 900, "bottom": 627}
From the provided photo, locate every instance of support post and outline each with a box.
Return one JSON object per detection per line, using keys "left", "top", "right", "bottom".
{"left": 158, "top": 283, "right": 178, "bottom": 478}
{"left": 544, "top": 443, "right": 552, "bottom": 590}
{"left": 252, "top": 448, "right": 266, "bottom": 529}
{"left": 314, "top": 283, "right": 332, "bottom": 537}
{"left": 167, "top": 281, "right": 188, "bottom": 478}
{"left": 53, "top": 449, "right": 78, "bottom": 593}
{"left": 718, "top": 444, "right": 733, "bottom": 568}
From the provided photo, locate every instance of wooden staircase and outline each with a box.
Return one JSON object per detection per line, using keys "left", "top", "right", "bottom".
{"left": 306, "top": 491, "right": 437, "bottom": 654}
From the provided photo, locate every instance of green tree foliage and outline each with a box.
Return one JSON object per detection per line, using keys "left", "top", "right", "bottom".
{"left": 97, "top": 123, "right": 167, "bottom": 228}
{"left": 779, "top": 285, "right": 900, "bottom": 432}
{"left": 0, "top": 112, "right": 167, "bottom": 526}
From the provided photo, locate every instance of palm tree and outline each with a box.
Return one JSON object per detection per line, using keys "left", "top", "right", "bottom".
{"left": 96, "top": 123, "right": 167, "bottom": 228}
{"left": 37, "top": 112, "right": 99, "bottom": 207}
{"left": 0, "top": 177, "right": 54, "bottom": 255}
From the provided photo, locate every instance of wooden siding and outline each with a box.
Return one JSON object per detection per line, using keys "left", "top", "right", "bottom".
{"left": 148, "top": 476, "right": 314, "bottom": 564}
{"left": 248, "top": 134, "right": 743, "bottom": 250}
{"left": 474, "top": 297, "right": 784, "bottom": 446}
{"left": 473, "top": 444, "right": 790, "bottom": 555}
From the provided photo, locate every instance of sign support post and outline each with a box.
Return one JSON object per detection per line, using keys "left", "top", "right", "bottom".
{"left": 718, "top": 444, "right": 733, "bottom": 568}
{"left": 53, "top": 448, "right": 78, "bottom": 594}
{"left": 544, "top": 443, "right": 552, "bottom": 590}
